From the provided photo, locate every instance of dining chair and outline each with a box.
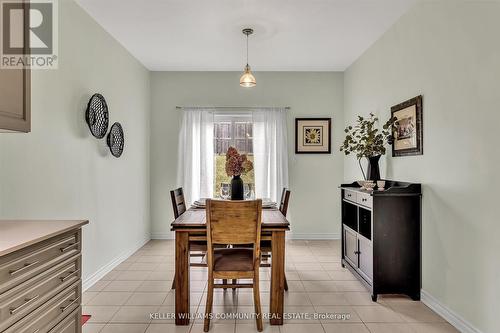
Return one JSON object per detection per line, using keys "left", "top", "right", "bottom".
{"left": 204, "top": 199, "right": 263, "bottom": 332}
{"left": 261, "top": 188, "right": 291, "bottom": 291}
{"left": 170, "top": 187, "right": 207, "bottom": 289}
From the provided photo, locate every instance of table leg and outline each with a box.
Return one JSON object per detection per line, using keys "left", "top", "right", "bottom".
{"left": 175, "top": 231, "right": 190, "bottom": 325}
{"left": 270, "top": 230, "right": 285, "bottom": 325}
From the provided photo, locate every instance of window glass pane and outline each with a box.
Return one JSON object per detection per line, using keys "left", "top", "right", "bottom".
{"left": 247, "top": 123, "right": 253, "bottom": 138}
{"left": 215, "top": 139, "right": 230, "bottom": 155}
{"left": 247, "top": 139, "right": 253, "bottom": 154}
{"left": 215, "top": 122, "right": 231, "bottom": 139}
{"left": 235, "top": 139, "right": 247, "bottom": 153}
{"left": 235, "top": 122, "right": 247, "bottom": 139}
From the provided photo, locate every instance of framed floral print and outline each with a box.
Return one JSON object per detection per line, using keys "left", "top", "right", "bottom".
{"left": 391, "top": 95, "right": 423, "bottom": 157}
{"left": 295, "top": 118, "right": 331, "bottom": 154}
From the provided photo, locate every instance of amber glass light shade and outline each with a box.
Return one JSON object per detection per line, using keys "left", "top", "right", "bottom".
{"left": 239, "top": 64, "right": 256, "bottom": 88}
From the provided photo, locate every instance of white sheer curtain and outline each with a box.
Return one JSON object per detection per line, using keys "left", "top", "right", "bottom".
{"left": 177, "top": 108, "right": 214, "bottom": 206}
{"left": 252, "top": 108, "right": 289, "bottom": 203}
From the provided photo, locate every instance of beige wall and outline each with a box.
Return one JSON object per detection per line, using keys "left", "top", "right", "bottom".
{"left": 344, "top": 2, "right": 500, "bottom": 332}
{"left": 150, "top": 72, "right": 344, "bottom": 239}
{"left": 0, "top": 0, "right": 151, "bottom": 285}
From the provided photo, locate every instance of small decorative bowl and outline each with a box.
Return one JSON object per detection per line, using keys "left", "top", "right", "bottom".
{"left": 363, "top": 182, "right": 376, "bottom": 191}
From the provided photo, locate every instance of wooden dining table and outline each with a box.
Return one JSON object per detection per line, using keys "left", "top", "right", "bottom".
{"left": 171, "top": 206, "right": 290, "bottom": 325}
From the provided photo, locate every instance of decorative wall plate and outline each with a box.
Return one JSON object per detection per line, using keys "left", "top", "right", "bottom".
{"left": 85, "top": 93, "right": 109, "bottom": 139}
{"left": 107, "top": 122, "right": 124, "bottom": 158}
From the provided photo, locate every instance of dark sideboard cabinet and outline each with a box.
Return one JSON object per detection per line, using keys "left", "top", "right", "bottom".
{"left": 340, "top": 180, "right": 422, "bottom": 301}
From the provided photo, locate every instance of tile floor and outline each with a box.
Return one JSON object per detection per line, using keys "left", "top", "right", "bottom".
{"left": 82, "top": 240, "right": 458, "bottom": 333}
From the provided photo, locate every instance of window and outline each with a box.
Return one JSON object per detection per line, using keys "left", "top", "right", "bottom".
{"left": 213, "top": 114, "right": 255, "bottom": 196}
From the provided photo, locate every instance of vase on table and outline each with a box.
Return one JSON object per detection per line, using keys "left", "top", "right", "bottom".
{"left": 231, "top": 175, "right": 244, "bottom": 200}
{"left": 366, "top": 155, "right": 381, "bottom": 181}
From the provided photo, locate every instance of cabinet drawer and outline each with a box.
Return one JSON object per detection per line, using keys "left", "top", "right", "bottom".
{"left": 49, "top": 307, "right": 81, "bottom": 333}
{"left": 0, "top": 255, "right": 80, "bottom": 331}
{"left": 344, "top": 190, "right": 356, "bottom": 203}
{"left": 0, "top": 231, "right": 79, "bottom": 294}
{"left": 3, "top": 281, "right": 81, "bottom": 333}
{"left": 356, "top": 192, "right": 372, "bottom": 208}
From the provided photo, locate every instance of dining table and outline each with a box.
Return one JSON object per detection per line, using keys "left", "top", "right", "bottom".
{"left": 170, "top": 203, "right": 290, "bottom": 325}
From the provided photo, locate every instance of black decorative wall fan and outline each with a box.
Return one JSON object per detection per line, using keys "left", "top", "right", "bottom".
{"left": 85, "top": 93, "right": 109, "bottom": 139}
{"left": 107, "top": 122, "right": 124, "bottom": 158}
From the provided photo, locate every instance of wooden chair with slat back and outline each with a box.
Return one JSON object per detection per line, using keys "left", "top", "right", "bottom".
{"left": 170, "top": 187, "right": 207, "bottom": 289}
{"left": 279, "top": 188, "right": 291, "bottom": 217}
{"left": 204, "top": 199, "right": 263, "bottom": 332}
{"left": 170, "top": 188, "right": 187, "bottom": 219}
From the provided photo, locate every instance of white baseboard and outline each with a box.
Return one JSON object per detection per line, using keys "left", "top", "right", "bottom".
{"left": 421, "top": 289, "right": 482, "bottom": 333}
{"left": 287, "top": 233, "right": 340, "bottom": 240}
{"left": 151, "top": 232, "right": 174, "bottom": 240}
{"left": 82, "top": 237, "right": 150, "bottom": 291}
{"left": 152, "top": 232, "right": 339, "bottom": 240}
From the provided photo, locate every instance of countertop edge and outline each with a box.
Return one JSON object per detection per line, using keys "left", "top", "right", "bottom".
{"left": 0, "top": 220, "right": 89, "bottom": 257}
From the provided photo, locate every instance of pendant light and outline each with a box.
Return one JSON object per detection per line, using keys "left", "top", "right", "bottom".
{"left": 240, "top": 28, "right": 256, "bottom": 88}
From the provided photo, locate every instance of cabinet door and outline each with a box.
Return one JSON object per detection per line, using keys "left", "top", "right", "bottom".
{"left": 358, "top": 236, "right": 373, "bottom": 283}
{"left": 344, "top": 227, "right": 358, "bottom": 267}
{"left": 0, "top": 0, "right": 30, "bottom": 132}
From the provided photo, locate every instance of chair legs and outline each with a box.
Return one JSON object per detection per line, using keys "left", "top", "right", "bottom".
{"left": 204, "top": 278, "right": 214, "bottom": 332}
{"left": 253, "top": 275, "right": 263, "bottom": 331}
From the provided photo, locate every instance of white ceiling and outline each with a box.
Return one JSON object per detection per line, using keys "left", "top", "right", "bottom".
{"left": 76, "top": 0, "right": 417, "bottom": 71}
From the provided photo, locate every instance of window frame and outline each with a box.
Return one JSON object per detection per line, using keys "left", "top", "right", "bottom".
{"left": 214, "top": 113, "right": 253, "bottom": 155}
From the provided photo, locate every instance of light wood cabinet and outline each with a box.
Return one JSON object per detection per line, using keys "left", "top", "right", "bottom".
{"left": 0, "top": 220, "right": 87, "bottom": 333}
{"left": 0, "top": 0, "right": 31, "bottom": 133}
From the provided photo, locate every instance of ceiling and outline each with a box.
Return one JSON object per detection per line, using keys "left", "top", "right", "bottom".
{"left": 76, "top": 0, "right": 417, "bottom": 71}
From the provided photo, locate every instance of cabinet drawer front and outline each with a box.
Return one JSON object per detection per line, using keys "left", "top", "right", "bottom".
{"left": 3, "top": 282, "right": 80, "bottom": 333}
{"left": 49, "top": 307, "right": 81, "bottom": 333}
{"left": 0, "top": 231, "right": 79, "bottom": 294}
{"left": 0, "top": 255, "right": 80, "bottom": 329}
{"left": 344, "top": 190, "right": 356, "bottom": 202}
{"left": 356, "top": 192, "right": 372, "bottom": 208}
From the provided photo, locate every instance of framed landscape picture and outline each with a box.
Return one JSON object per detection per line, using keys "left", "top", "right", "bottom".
{"left": 391, "top": 95, "right": 423, "bottom": 157}
{"left": 295, "top": 118, "right": 331, "bottom": 154}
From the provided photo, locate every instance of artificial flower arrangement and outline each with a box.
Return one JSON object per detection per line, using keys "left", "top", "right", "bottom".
{"left": 225, "top": 146, "right": 253, "bottom": 176}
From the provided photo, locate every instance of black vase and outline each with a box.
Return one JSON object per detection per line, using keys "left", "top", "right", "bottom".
{"left": 366, "top": 155, "right": 381, "bottom": 181}
{"left": 231, "top": 175, "right": 244, "bottom": 200}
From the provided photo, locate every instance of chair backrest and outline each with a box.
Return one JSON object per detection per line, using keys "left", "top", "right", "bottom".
{"left": 170, "top": 187, "right": 186, "bottom": 219}
{"left": 279, "top": 188, "right": 291, "bottom": 217}
{"left": 206, "top": 199, "right": 262, "bottom": 258}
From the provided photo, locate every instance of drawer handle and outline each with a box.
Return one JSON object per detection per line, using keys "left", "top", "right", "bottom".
{"left": 60, "top": 299, "right": 77, "bottom": 313}
{"left": 9, "top": 261, "right": 40, "bottom": 276}
{"left": 362, "top": 198, "right": 367, "bottom": 202}
{"left": 354, "top": 251, "right": 360, "bottom": 255}
{"left": 10, "top": 295, "right": 40, "bottom": 315}
{"left": 60, "top": 269, "right": 80, "bottom": 282}
{"left": 60, "top": 243, "right": 77, "bottom": 253}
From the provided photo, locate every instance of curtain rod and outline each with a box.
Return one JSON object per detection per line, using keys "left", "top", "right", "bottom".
{"left": 176, "top": 106, "right": 290, "bottom": 110}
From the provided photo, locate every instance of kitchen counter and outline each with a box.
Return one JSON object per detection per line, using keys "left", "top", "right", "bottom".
{"left": 0, "top": 220, "right": 89, "bottom": 257}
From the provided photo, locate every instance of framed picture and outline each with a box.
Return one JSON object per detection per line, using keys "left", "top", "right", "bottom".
{"left": 391, "top": 95, "right": 423, "bottom": 157}
{"left": 295, "top": 118, "right": 331, "bottom": 154}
